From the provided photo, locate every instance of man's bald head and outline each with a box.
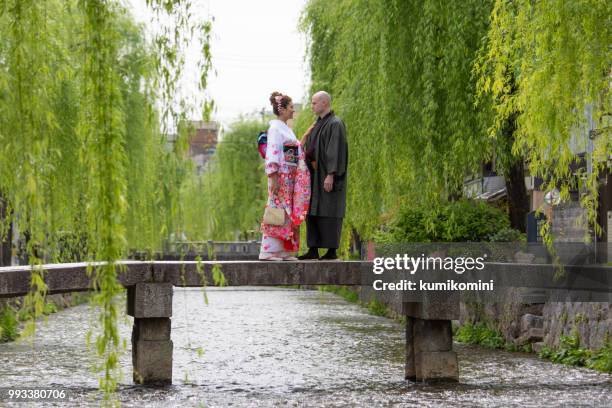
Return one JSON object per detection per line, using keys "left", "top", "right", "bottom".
{"left": 313, "top": 91, "right": 331, "bottom": 103}
{"left": 311, "top": 91, "right": 332, "bottom": 117}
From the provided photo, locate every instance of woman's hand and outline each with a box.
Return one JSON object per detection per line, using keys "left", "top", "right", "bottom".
{"left": 300, "top": 122, "right": 316, "bottom": 146}
{"left": 270, "top": 173, "right": 280, "bottom": 195}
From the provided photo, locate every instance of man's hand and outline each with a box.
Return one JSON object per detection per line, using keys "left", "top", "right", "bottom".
{"left": 324, "top": 174, "right": 334, "bottom": 192}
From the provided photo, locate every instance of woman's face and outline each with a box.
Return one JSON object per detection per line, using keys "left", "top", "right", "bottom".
{"left": 280, "top": 102, "right": 294, "bottom": 121}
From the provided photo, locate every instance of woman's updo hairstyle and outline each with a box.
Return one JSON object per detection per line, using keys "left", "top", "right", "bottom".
{"left": 269, "top": 91, "right": 292, "bottom": 116}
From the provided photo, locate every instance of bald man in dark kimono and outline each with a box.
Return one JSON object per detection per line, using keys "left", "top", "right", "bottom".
{"left": 298, "top": 91, "right": 348, "bottom": 260}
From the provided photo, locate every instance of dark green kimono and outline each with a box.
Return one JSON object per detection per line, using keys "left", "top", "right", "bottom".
{"left": 305, "top": 112, "right": 348, "bottom": 248}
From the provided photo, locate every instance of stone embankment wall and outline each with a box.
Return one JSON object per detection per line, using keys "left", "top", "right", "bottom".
{"left": 459, "top": 284, "right": 612, "bottom": 351}
{"left": 0, "top": 292, "right": 88, "bottom": 314}
{"left": 542, "top": 302, "right": 611, "bottom": 350}
{"left": 359, "top": 284, "right": 611, "bottom": 352}
{"left": 460, "top": 295, "right": 610, "bottom": 351}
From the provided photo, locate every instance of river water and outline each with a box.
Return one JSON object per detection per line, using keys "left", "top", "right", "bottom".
{"left": 1, "top": 287, "right": 610, "bottom": 407}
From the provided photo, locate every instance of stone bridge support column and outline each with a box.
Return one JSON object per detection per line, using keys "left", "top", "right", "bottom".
{"left": 404, "top": 291, "right": 459, "bottom": 382}
{"left": 405, "top": 318, "right": 457, "bottom": 381}
{"left": 127, "top": 282, "right": 173, "bottom": 385}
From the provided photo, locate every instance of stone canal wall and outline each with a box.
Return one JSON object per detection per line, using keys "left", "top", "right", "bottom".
{"left": 0, "top": 292, "right": 87, "bottom": 311}
{"left": 542, "top": 302, "right": 611, "bottom": 350}
{"left": 359, "top": 284, "right": 611, "bottom": 352}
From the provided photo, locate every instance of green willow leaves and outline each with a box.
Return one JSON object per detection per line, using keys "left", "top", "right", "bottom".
{"left": 300, "top": 0, "right": 610, "bottom": 242}
{"left": 476, "top": 0, "right": 611, "bottom": 240}
{"left": 0, "top": 0, "right": 212, "bottom": 400}
{"left": 300, "top": 0, "right": 492, "bottom": 239}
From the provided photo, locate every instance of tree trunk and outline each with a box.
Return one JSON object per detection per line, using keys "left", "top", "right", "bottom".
{"left": 499, "top": 113, "right": 529, "bottom": 232}
{"left": 350, "top": 227, "right": 362, "bottom": 258}
{"left": 0, "top": 192, "right": 12, "bottom": 266}
{"left": 505, "top": 156, "right": 529, "bottom": 232}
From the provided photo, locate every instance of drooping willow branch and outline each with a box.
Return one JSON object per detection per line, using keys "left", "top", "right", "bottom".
{"left": 0, "top": 0, "right": 213, "bottom": 400}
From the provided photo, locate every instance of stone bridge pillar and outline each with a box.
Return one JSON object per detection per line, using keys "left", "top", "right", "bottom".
{"left": 404, "top": 291, "right": 459, "bottom": 382}
{"left": 127, "top": 282, "right": 173, "bottom": 385}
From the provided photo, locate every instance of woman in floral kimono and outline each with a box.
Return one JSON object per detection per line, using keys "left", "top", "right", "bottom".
{"left": 259, "top": 92, "right": 310, "bottom": 261}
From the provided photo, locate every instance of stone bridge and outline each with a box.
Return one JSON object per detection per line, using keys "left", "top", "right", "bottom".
{"left": 0, "top": 260, "right": 462, "bottom": 385}
{"left": 1, "top": 260, "right": 609, "bottom": 385}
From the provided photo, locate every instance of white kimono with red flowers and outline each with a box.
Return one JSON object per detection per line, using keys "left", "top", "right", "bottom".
{"left": 260, "top": 119, "right": 310, "bottom": 257}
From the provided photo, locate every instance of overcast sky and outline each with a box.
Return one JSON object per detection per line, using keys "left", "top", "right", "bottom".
{"left": 128, "top": 0, "right": 309, "bottom": 128}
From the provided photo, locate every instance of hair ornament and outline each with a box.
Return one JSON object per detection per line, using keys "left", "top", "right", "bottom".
{"left": 275, "top": 94, "right": 283, "bottom": 111}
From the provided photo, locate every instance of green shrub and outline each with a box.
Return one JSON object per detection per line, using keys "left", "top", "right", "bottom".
{"left": 17, "top": 298, "right": 63, "bottom": 321}
{"left": 587, "top": 338, "right": 612, "bottom": 373}
{"left": 43, "top": 300, "right": 58, "bottom": 315}
{"left": 318, "top": 285, "right": 359, "bottom": 303}
{"left": 0, "top": 306, "right": 20, "bottom": 342}
{"left": 487, "top": 227, "right": 526, "bottom": 243}
{"left": 376, "top": 200, "right": 516, "bottom": 243}
{"left": 53, "top": 231, "right": 88, "bottom": 263}
{"left": 539, "top": 331, "right": 612, "bottom": 373}
{"left": 539, "top": 330, "right": 590, "bottom": 367}
{"left": 366, "top": 299, "right": 389, "bottom": 317}
{"left": 455, "top": 322, "right": 505, "bottom": 349}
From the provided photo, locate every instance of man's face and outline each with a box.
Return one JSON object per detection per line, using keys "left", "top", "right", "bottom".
{"left": 311, "top": 95, "right": 326, "bottom": 116}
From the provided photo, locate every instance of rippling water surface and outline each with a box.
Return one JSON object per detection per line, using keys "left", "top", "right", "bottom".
{"left": 1, "top": 287, "right": 610, "bottom": 407}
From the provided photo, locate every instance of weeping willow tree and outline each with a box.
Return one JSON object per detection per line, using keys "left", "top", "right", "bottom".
{"left": 299, "top": 0, "right": 493, "bottom": 239}
{"left": 475, "top": 0, "right": 611, "bottom": 242}
{"left": 0, "top": 0, "right": 212, "bottom": 400}
{"left": 182, "top": 118, "right": 267, "bottom": 240}
{"left": 300, "top": 0, "right": 610, "bottom": 243}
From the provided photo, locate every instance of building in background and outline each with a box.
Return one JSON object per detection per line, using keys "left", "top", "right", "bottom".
{"left": 187, "top": 121, "right": 219, "bottom": 174}
{"left": 165, "top": 121, "right": 220, "bottom": 174}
